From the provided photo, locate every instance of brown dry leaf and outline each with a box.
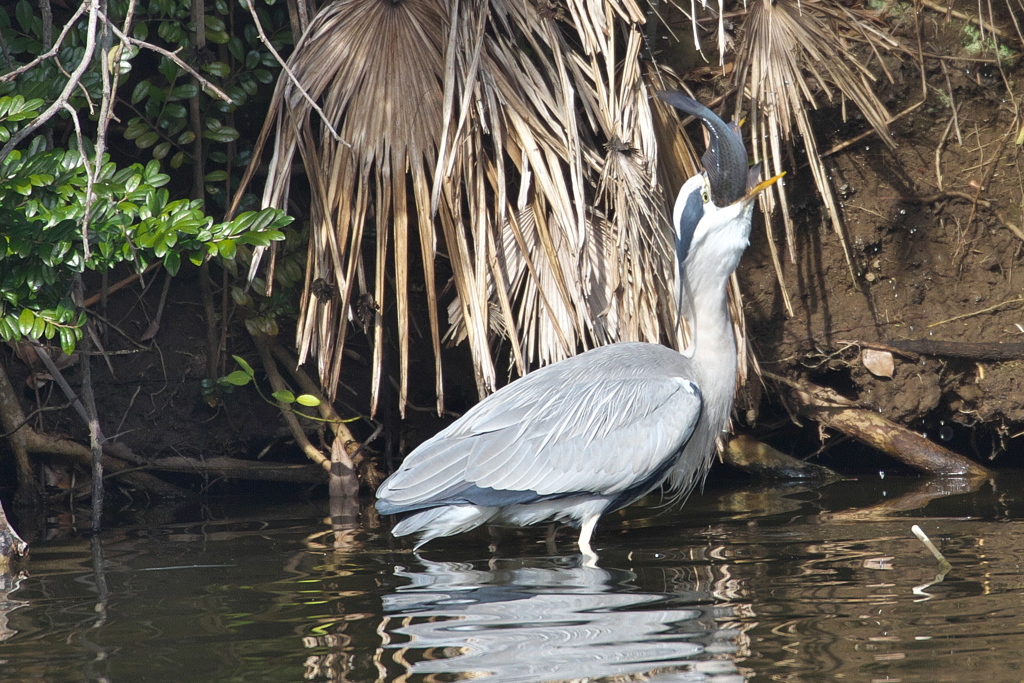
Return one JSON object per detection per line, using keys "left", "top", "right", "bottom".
{"left": 862, "top": 348, "right": 895, "bottom": 379}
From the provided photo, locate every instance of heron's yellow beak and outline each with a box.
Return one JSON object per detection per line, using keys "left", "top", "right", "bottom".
{"left": 743, "top": 171, "right": 786, "bottom": 201}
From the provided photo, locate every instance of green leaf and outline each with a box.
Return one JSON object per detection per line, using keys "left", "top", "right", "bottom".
{"left": 15, "top": 0, "right": 33, "bottom": 33}
{"left": 157, "top": 21, "right": 185, "bottom": 44}
{"left": 295, "top": 394, "right": 321, "bottom": 407}
{"left": 230, "top": 286, "right": 252, "bottom": 306}
{"left": 203, "top": 61, "right": 231, "bottom": 78}
{"left": 132, "top": 80, "right": 151, "bottom": 105}
{"left": 204, "top": 15, "right": 226, "bottom": 32}
{"left": 158, "top": 53, "right": 181, "bottom": 80}
{"left": 228, "top": 37, "right": 245, "bottom": 61}
{"left": 30, "top": 315, "right": 45, "bottom": 339}
{"left": 136, "top": 131, "right": 159, "bottom": 149}
{"left": 124, "top": 117, "right": 149, "bottom": 140}
{"left": 163, "top": 250, "right": 181, "bottom": 276}
{"left": 17, "top": 308, "right": 34, "bottom": 336}
{"left": 170, "top": 83, "right": 199, "bottom": 100}
{"left": 232, "top": 354, "right": 255, "bottom": 376}
{"left": 163, "top": 103, "right": 187, "bottom": 119}
{"left": 223, "top": 370, "right": 252, "bottom": 386}
{"left": 217, "top": 239, "right": 236, "bottom": 259}
{"left": 272, "top": 389, "right": 296, "bottom": 403}
{"left": 203, "top": 128, "right": 239, "bottom": 143}
{"left": 0, "top": 316, "right": 20, "bottom": 341}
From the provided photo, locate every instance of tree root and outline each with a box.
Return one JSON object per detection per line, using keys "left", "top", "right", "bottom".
{"left": 883, "top": 338, "right": 1024, "bottom": 361}
{"left": 0, "top": 359, "right": 191, "bottom": 500}
{"left": 250, "top": 333, "right": 385, "bottom": 498}
{"left": 251, "top": 332, "right": 334, "bottom": 474}
{"left": 146, "top": 455, "right": 324, "bottom": 483}
{"left": 2, "top": 331, "right": 388, "bottom": 509}
{"left": 267, "top": 340, "right": 386, "bottom": 489}
{"left": 30, "top": 431, "right": 192, "bottom": 499}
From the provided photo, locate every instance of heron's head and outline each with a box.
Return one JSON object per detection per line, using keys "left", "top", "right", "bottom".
{"left": 657, "top": 92, "right": 784, "bottom": 278}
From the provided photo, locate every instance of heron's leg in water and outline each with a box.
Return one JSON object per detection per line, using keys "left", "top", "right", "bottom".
{"left": 488, "top": 526, "right": 501, "bottom": 556}
{"left": 545, "top": 524, "right": 558, "bottom": 555}
{"left": 577, "top": 515, "right": 599, "bottom": 567}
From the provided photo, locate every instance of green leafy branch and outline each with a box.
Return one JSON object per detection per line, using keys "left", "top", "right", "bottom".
{"left": 0, "top": 116, "right": 292, "bottom": 354}
{"left": 214, "top": 355, "right": 363, "bottom": 426}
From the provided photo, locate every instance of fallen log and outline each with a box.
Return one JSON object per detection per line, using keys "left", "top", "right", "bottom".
{"left": 22, "top": 431, "right": 193, "bottom": 499}
{"left": 768, "top": 373, "right": 992, "bottom": 479}
{"left": 150, "top": 455, "right": 324, "bottom": 483}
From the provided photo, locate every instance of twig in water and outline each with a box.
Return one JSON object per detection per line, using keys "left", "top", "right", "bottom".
{"left": 911, "top": 524, "right": 952, "bottom": 600}
{"left": 911, "top": 524, "right": 952, "bottom": 570}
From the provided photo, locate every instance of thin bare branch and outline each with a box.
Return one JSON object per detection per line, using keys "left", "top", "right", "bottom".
{"left": 0, "top": 2, "right": 88, "bottom": 83}
{"left": 99, "top": 13, "right": 233, "bottom": 103}
{"left": 0, "top": 0, "right": 99, "bottom": 161}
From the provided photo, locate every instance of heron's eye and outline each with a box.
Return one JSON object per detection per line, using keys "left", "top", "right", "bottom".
{"left": 701, "top": 187, "right": 710, "bottom": 204}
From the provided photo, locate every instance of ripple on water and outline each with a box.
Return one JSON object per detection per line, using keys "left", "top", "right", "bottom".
{"left": 2, "top": 475, "right": 1024, "bottom": 682}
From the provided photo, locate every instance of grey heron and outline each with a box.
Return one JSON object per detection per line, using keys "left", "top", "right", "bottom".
{"left": 375, "top": 92, "right": 783, "bottom": 562}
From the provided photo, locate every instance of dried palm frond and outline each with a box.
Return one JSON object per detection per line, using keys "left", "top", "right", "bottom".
{"left": 241, "top": 0, "right": 702, "bottom": 415}
{"left": 734, "top": 0, "right": 899, "bottom": 303}
{"left": 249, "top": 0, "right": 449, "bottom": 416}
{"left": 439, "top": 0, "right": 702, "bottom": 383}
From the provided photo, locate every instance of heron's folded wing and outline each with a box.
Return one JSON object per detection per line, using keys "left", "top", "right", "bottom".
{"left": 376, "top": 372, "right": 702, "bottom": 509}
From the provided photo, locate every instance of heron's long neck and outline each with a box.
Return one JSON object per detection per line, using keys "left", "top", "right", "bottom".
{"left": 665, "top": 265, "right": 738, "bottom": 495}
{"left": 684, "top": 261, "right": 739, "bottom": 434}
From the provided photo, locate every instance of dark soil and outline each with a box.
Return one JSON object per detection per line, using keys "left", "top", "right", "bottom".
{"left": 6, "top": 266, "right": 286, "bottom": 462}
{"left": 734, "top": 9, "right": 1024, "bottom": 463}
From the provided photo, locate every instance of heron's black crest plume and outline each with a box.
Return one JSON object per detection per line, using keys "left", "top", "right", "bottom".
{"left": 657, "top": 91, "right": 748, "bottom": 207}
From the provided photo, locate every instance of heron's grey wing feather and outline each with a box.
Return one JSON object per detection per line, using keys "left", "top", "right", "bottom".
{"left": 377, "top": 347, "right": 702, "bottom": 509}
{"left": 477, "top": 373, "right": 700, "bottom": 496}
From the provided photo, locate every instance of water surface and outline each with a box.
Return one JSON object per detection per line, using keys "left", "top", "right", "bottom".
{"left": 3, "top": 473, "right": 1024, "bottom": 682}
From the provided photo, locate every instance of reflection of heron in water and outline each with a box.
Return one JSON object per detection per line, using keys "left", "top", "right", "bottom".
{"left": 377, "top": 558, "right": 745, "bottom": 683}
